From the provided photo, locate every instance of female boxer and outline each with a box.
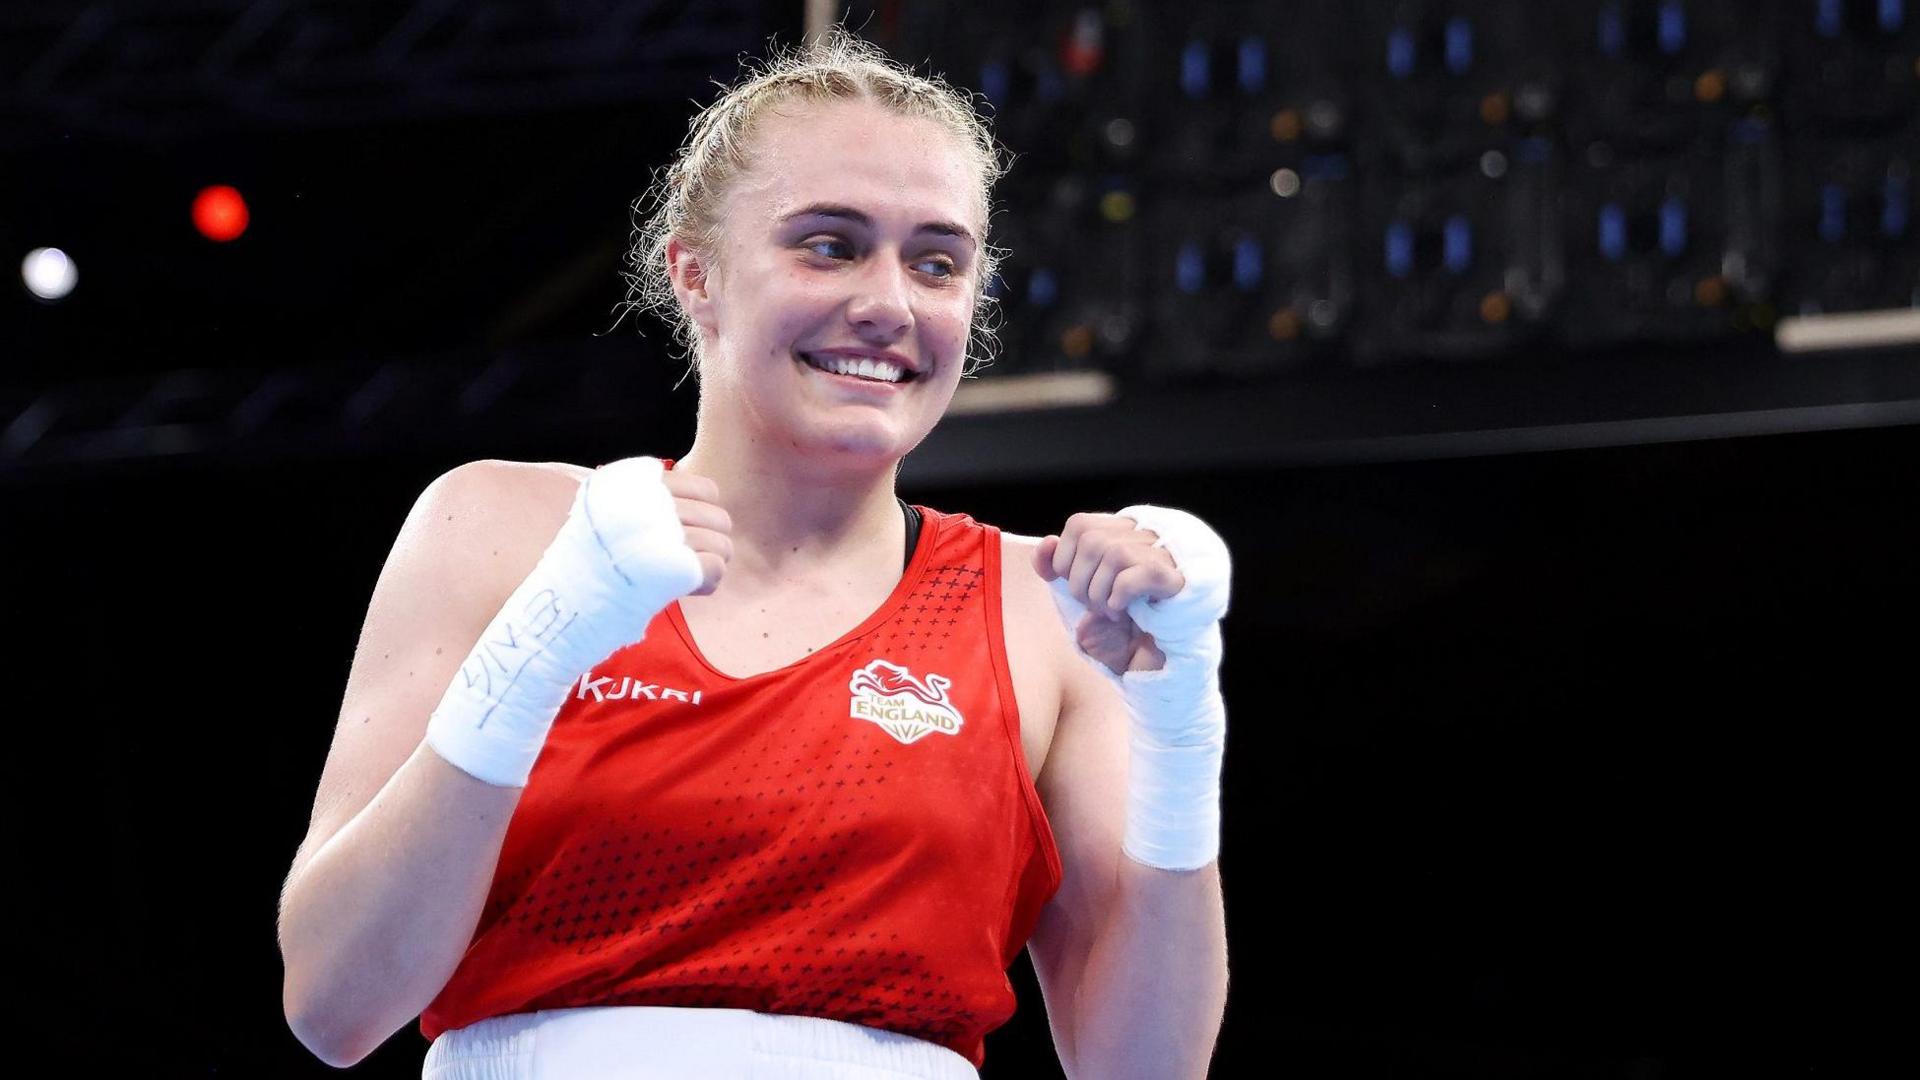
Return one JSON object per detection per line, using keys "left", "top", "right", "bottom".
{"left": 278, "top": 28, "right": 1229, "bottom": 1079}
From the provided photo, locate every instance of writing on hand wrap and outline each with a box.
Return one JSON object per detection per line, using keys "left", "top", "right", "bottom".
{"left": 462, "top": 587, "right": 577, "bottom": 729}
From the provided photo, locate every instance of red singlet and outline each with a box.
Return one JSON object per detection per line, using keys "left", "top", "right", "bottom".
{"left": 421, "top": 462, "right": 1063, "bottom": 1070}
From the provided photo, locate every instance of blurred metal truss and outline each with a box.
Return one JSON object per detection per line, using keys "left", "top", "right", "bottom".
{"left": 0, "top": 340, "right": 687, "bottom": 483}
{"left": 2, "top": 0, "right": 765, "bottom": 149}
{"left": 10, "top": 333, "right": 1920, "bottom": 489}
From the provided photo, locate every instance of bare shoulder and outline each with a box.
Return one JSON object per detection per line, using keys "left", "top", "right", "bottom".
{"left": 996, "top": 530, "right": 1054, "bottom": 632}
{"left": 417, "top": 459, "right": 584, "bottom": 564}
{"left": 284, "top": 457, "right": 582, "bottom": 883}
{"left": 518, "top": 459, "right": 597, "bottom": 483}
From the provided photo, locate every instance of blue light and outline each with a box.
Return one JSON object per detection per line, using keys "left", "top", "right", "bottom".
{"left": 1181, "top": 41, "right": 1210, "bottom": 98}
{"left": 986, "top": 271, "right": 1005, "bottom": 299}
{"left": 1233, "top": 235, "right": 1263, "bottom": 291}
{"left": 1238, "top": 37, "right": 1266, "bottom": 95}
{"left": 1445, "top": 18, "right": 1473, "bottom": 75}
{"left": 1442, "top": 214, "right": 1472, "bottom": 273}
{"left": 1036, "top": 65, "right": 1064, "bottom": 103}
{"left": 1598, "top": 3, "right": 1625, "bottom": 57}
{"left": 1386, "top": 221, "right": 1414, "bottom": 278}
{"left": 1883, "top": 174, "right": 1909, "bottom": 237}
{"left": 1029, "top": 267, "right": 1059, "bottom": 307}
{"left": 1659, "top": 197, "right": 1687, "bottom": 257}
{"left": 1731, "top": 118, "right": 1770, "bottom": 145}
{"left": 1517, "top": 137, "right": 1550, "bottom": 164}
{"left": 1599, "top": 203, "right": 1627, "bottom": 261}
{"left": 1820, "top": 184, "right": 1847, "bottom": 243}
{"left": 1881, "top": 0, "right": 1904, "bottom": 33}
{"left": 1387, "top": 28, "right": 1415, "bottom": 79}
{"left": 980, "top": 61, "right": 1010, "bottom": 106}
{"left": 1302, "top": 153, "right": 1351, "bottom": 181}
{"left": 1658, "top": 1, "right": 1687, "bottom": 55}
{"left": 1816, "top": 0, "right": 1843, "bottom": 36}
{"left": 1176, "top": 243, "right": 1205, "bottom": 294}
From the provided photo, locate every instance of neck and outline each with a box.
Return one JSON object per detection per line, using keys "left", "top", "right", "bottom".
{"left": 673, "top": 428, "right": 906, "bottom": 585}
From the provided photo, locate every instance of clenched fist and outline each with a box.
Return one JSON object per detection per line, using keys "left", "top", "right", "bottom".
{"left": 1033, "top": 512, "right": 1188, "bottom": 676}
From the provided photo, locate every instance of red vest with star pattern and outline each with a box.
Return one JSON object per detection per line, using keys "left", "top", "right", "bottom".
{"left": 420, "top": 464, "right": 1063, "bottom": 1070}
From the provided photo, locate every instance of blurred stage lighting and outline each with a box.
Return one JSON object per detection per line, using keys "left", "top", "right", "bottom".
{"left": 192, "top": 184, "right": 250, "bottom": 242}
{"left": 21, "top": 247, "right": 78, "bottom": 301}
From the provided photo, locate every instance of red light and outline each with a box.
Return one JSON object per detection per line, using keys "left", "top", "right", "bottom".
{"left": 192, "top": 185, "right": 250, "bottom": 242}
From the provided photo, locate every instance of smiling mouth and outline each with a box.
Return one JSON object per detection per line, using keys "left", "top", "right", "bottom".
{"left": 795, "top": 351, "right": 920, "bottom": 385}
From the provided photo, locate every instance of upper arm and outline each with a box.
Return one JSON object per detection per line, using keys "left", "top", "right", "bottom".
{"left": 1002, "top": 533, "right": 1131, "bottom": 1070}
{"left": 282, "top": 459, "right": 576, "bottom": 891}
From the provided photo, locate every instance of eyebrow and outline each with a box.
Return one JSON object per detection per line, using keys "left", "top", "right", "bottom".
{"left": 780, "top": 203, "right": 977, "bottom": 250}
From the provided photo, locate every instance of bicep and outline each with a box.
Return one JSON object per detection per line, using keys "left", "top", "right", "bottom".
{"left": 285, "top": 460, "right": 559, "bottom": 885}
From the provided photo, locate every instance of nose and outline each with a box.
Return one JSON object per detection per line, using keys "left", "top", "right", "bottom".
{"left": 844, "top": 253, "right": 913, "bottom": 342}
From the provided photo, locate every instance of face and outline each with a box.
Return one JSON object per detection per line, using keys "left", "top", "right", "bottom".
{"left": 669, "top": 97, "right": 983, "bottom": 467}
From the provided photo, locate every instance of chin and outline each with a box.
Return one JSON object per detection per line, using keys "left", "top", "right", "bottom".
{"left": 796, "top": 421, "right": 920, "bottom": 464}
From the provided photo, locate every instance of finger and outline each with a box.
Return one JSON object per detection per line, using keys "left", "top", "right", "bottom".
{"left": 1075, "top": 611, "right": 1134, "bottom": 675}
{"left": 1086, "top": 543, "right": 1131, "bottom": 618}
{"left": 679, "top": 524, "right": 733, "bottom": 563}
{"left": 663, "top": 470, "right": 720, "bottom": 503}
{"left": 1113, "top": 557, "right": 1182, "bottom": 611}
{"left": 1033, "top": 536, "right": 1060, "bottom": 580}
{"left": 676, "top": 498, "right": 731, "bottom": 534}
{"left": 1051, "top": 512, "right": 1109, "bottom": 579}
{"left": 1065, "top": 528, "right": 1111, "bottom": 609}
{"left": 1108, "top": 562, "right": 1164, "bottom": 614}
{"left": 1047, "top": 574, "right": 1093, "bottom": 632}
{"left": 1049, "top": 520, "right": 1080, "bottom": 580}
{"left": 1076, "top": 609, "right": 1125, "bottom": 650}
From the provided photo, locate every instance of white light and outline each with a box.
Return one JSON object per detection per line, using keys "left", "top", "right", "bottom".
{"left": 1270, "top": 168, "right": 1302, "bottom": 198}
{"left": 22, "top": 247, "right": 78, "bottom": 301}
{"left": 1479, "top": 150, "right": 1508, "bottom": 179}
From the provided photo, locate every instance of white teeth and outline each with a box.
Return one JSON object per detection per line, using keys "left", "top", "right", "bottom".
{"left": 803, "top": 353, "right": 907, "bottom": 383}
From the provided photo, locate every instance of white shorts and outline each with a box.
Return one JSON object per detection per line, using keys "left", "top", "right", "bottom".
{"left": 422, "top": 1006, "right": 982, "bottom": 1080}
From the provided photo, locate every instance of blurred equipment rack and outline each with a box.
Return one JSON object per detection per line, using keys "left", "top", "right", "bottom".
{"left": 3, "top": 1, "right": 1916, "bottom": 485}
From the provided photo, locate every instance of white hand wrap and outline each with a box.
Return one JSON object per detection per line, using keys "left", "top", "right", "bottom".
{"left": 425, "top": 456, "right": 705, "bottom": 787}
{"left": 1047, "top": 504, "right": 1230, "bottom": 872}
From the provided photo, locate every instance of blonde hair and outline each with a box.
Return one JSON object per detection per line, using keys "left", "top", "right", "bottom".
{"left": 620, "top": 27, "right": 1010, "bottom": 381}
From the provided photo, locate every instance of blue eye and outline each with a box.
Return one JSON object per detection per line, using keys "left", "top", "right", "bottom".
{"left": 916, "top": 257, "right": 957, "bottom": 278}
{"left": 806, "top": 237, "right": 853, "bottom": 259}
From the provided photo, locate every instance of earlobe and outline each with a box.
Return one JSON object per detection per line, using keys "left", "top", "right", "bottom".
{"left": 666, "top": 238, "right": 718, "bottom": 334}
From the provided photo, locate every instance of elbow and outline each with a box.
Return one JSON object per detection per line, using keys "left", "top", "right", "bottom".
{"left": 284, "top": 975, "right": 380, "bottom": 1069}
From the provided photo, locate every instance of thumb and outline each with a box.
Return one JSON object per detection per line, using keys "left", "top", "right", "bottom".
{"left": 1047, "top": 576, "right": 1125, "bottom": 688}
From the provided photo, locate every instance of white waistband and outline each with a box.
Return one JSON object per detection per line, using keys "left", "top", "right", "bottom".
{"left": 423, "top": 1006, "right": 981, "bottom": 1080}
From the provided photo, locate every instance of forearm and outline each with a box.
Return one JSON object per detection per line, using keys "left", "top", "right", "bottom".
{"left": 278, "top": 742, "right": 521, "bottom": 1067}
{"left": 1066, "top": 856, "right": 1228, "bottom": 1080}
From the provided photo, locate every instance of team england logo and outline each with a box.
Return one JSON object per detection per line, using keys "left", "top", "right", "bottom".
{"left": 848, "top": 659, "right": 965, "bottom": 745}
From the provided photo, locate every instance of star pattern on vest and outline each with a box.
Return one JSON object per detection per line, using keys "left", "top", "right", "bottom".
{"left": 880, "top": 563, "right": 985, "bottom": 656}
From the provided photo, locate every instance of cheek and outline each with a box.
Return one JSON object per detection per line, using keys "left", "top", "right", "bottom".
{"left": 742, "top": 267, "right": 834, "bottom": 343}
{"left": 928, "top": 292, "right": 975, "bottom": 341}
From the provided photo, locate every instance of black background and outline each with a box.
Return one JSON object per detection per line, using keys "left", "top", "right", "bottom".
{"left": 10, "top": 417, "right": 1914, "bottom": 1076}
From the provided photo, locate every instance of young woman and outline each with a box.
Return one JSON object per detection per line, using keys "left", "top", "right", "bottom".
{"left": 278, "top": 30, "right": 1230, "bottom": 1079}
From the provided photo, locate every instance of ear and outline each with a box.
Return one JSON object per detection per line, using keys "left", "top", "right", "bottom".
{"left": 665, "top": 235, "right": 719, "bottom": 336}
